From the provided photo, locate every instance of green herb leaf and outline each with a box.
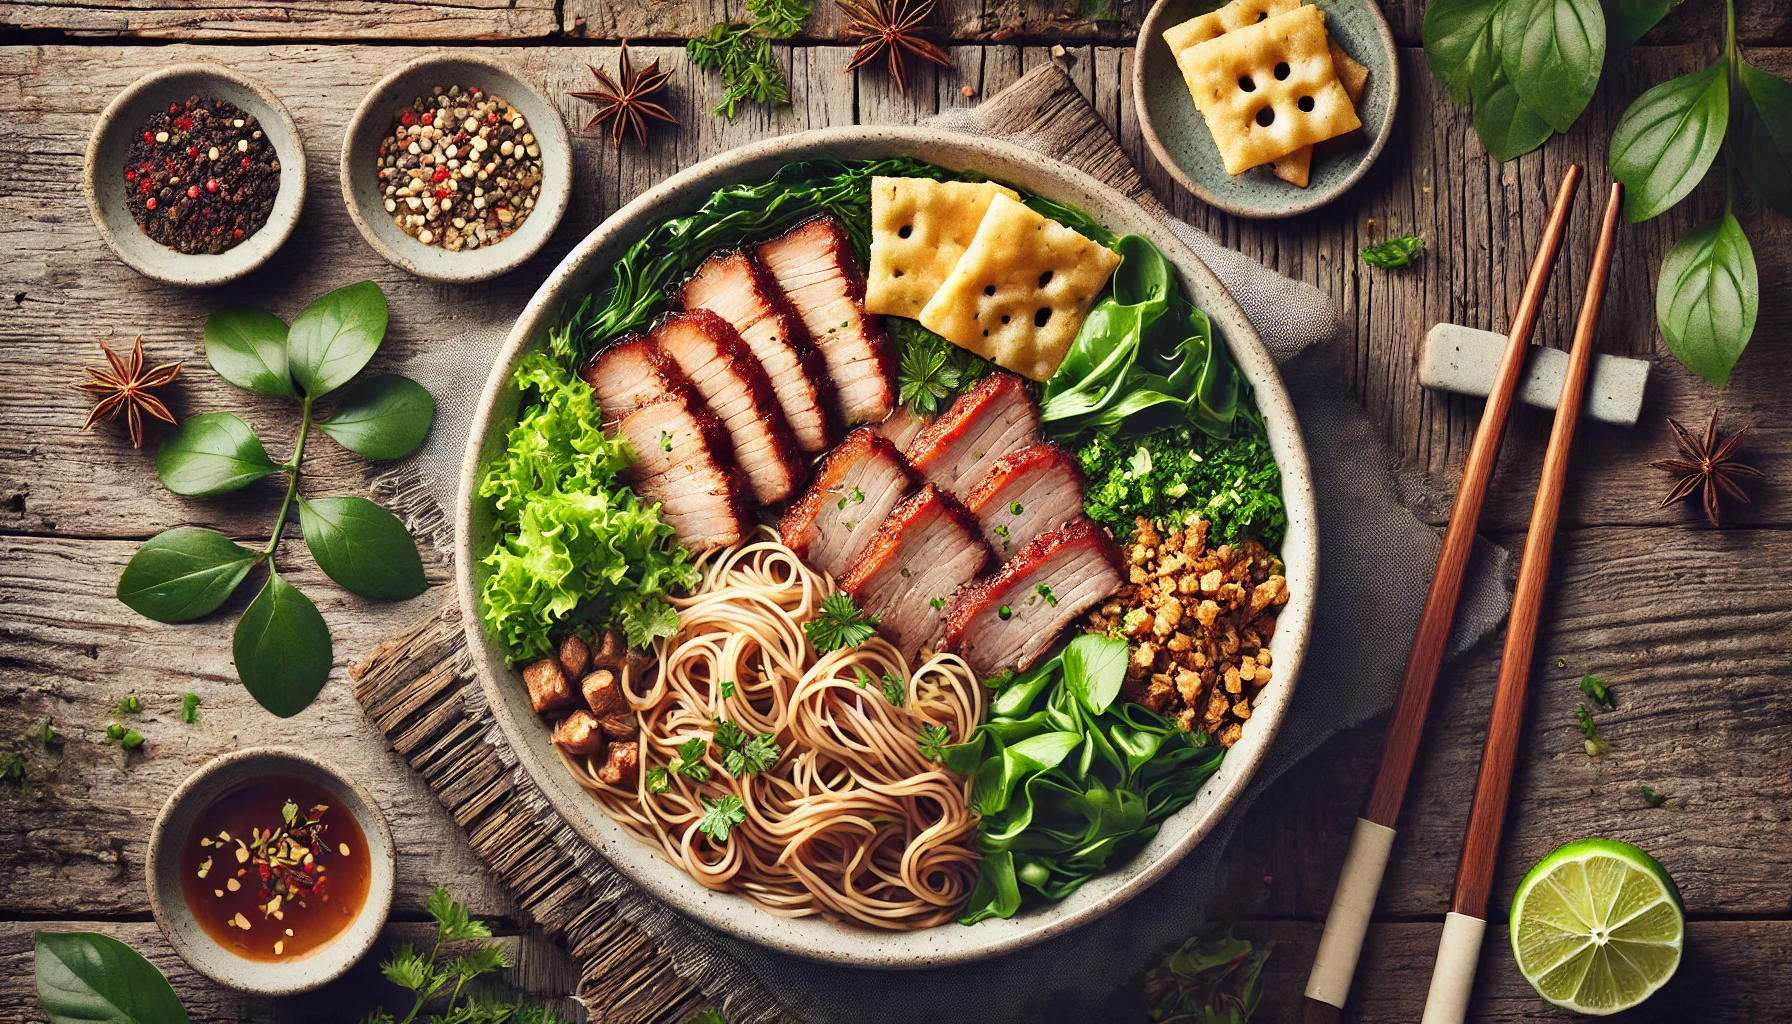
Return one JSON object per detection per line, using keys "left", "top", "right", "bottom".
{"left": 1610, "top": 64, "right": 1728, "bottom": 223}
{"left": 1656, "top": 211, "right": 1758, "bottom": 386}
{"left": 1579, "top": 673, "right": 1614, "bottom": 708}
{"left": 712, "top": 719, "right": 747, "bottom": 749}
{"left": 1575, "top": 705, "right": 1610, "bottom": 756}
{"left": 670, "top": 736, "right": 711, "bottom": 783}
{"left": 34, "top": 931, "right": 192, "bottom": 1024}
{"left": 646, "top": 766, "right": 671, "bottom": 793}
{"left": 1499, "top": 0, "right": 1605, "bottom": 133}
{"left": 1064, "top": 633, "right": 1129, "bottom": 716}
{"left": 180, "top": 693, "right": 201, "bottom": 724}
{"left": 233, "top": 570, "right": 332, "bottom": 719}
{"left": 723, "top": 733, "right": 780, "bottom": 776}
{"left": 804, "top": 592, "right": 879, "bottom": 653}
{"left": 720, "top": 679, "right": 737, "bottom": 699}
{"left": 1360, "top": 236, "right": 1426, "bottom": 268}
{"left": 917, "top": 723, "right": 951, "bottom": 762}
{"left": 745, "top": 0, "right": 810, "bottom": 36}
{"left": 204, "top": 307, "right": 294, "bottom": 398}
{"left": 1472, "top": 62, "right": 1556, "bottom": 161}
{"left": 882, "top": 672, "right": 906, "bottom": 707}
{"left": 117, "top": 527, "right": 259, "bottom": 624}
{"left": 287, "top": 281, "right": 388, "bottom": 399}
{"left": 622, "top": 598, "right": 682, "bottom": 649}
{"left": 1639, "top": 783, "right": 1667, "bottom": 807}
{"left": 698, "top": 794, "right": 747, "bottom": 842}
{"left": 298, "top": 496, "right": 428, "bottom": 601}
{"left": 853, "top": 666, "right": 874, "bottom": 689}
{"left": 427, "top": 886, "right": 492, "bottom": 941}
{"left": 687, "top": 25, "right": 789, "bottom": 119}
{"left": 155, "top": 413, "right": 280, "bottom": 497}
{"left": 894, "top": 319, "right": 989, "bottom": 417}
{"left": 316, "top": 374, "right": 436, "bottom": 460}
{"left": 379, "top": 944, "right": 432, "bottom": 991}
{"left": 1035, "top": 583, "right": 1058, "bottom": 607}
{"left": 1736, "top": 62, "right": 1792, "bottom": 217}
{"left": 1421, "top": 0, "right": 1502, "bottom": 102}
{"left": 114, "top": 696, "right": 142, "bottom": 717}
{"left": 1599, "top": 0, "right": 1676, "bottom": 52}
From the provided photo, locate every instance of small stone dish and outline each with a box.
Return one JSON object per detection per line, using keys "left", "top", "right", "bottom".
{"left": 146, "top": 747, "right": 395, "bottom": 995}
{"left": 84, "top": 63, "right": 307, "bottom": 287}
{"left": 1133, "top": 0, "right": 1399, "bottom": 218}
{"left": 340, "top": 54, "right": 572, "bottom": 282}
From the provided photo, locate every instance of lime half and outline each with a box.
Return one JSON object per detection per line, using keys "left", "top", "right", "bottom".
{"left": 1509, "top": 839, "right": 1685, "bottom": 1015}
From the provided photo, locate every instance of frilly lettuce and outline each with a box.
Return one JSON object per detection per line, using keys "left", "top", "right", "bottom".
{"left": 478, "top": 350, "right": 698, "bottom": 661}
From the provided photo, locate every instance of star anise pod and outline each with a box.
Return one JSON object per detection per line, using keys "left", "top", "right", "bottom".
{"left": 838, "top": 0, "right": 952, "bottom": 95}
{"left": 74, "top": 335, "right": 180, "bottom": 448}
{"left": 569, "top": 42, "right": 676, "bottom": 148}
{"left": 1649, "top": 407, "right": 1765, "bottom": 527}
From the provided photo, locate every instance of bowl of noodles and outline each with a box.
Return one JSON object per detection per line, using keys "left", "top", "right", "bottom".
{"left": 455, "top": 127, "right": 1317, "bottom": 966}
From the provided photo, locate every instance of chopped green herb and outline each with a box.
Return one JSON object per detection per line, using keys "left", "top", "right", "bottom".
{"left": 1078, "top": 424, "right": 1286, "bottom": 547}
{"left": 698, "top": 794, "right": 748, "bottom": 842}
{"left": 994, "top": 524, "right": 1009, "bottom": 540}
{"left": 804, "top": 592, "right": 879, "bottom": 653}
{"left": 1639, "top": 784, "right": 1667, "bottom": 808}
{"left": 917, "top": 723, "right": 951, "bottom": 762}
{"left": 669, "top": 736, "right": 711, "bottom": 783}
{"left": 1580, "top": 674, "right": 1614, "bottom": 709}
{"left": 893, "top": 318, "right": 993, "bottom": 416}
{"left": 853, "top": 666, "right": 874, "bottom": 689}
{"left": 646, "top": 766, "right": 671, "bottom": 793}
{"left": 1009, "top": 500, "right": 1024, "bottom": 515}
{"left": 1036, "top": 583, "right": 1058, "bottom": 607}
{"left": 744, "top": 0, "right": 811, "bottom": 36}
{"left": 930, "top": 596, "right": 945, "bottom": 610}
{"left": 882, "top": 672, "right": 906, "bottom": 707}
{"left": 1557, "top": 658, "right": 1567, "bottom": 669}
{"left": 660, "top": 430, "right": 673, "bottom": 452}
{"left": 723, "top": 733, "right": 780, "bottom": 777}
{"left": 1360, "top": 236, "right": 1425, "bottom": 269}
{"left": 105, "top": 723, "right": 145, "bottom": 750}
{"left": 711, "top": 719, "right": 747, "bottom": 749}
{"left": 835, "top": 486, "right": 864, "bottom": 510}
{"left": 114, "top": 696, "right": 142, "bottom": 717}
{"left": 179, "top": 692, "right": 201, "bottom": 724}
{"left": 1575, "top": 706, "right": 1609, "bottom": 757}
{"left": 719, "top": 679, "right": 736, "bottom": 699}
{"left": 997, "top": 605, "right": 1012, "bottom": 620}
{"left": 687, "top": 25, "right": 790, "bottom": 119}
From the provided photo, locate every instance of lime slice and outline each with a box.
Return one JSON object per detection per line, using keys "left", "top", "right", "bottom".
{"left": 1509, "top": 839, "right": 1685, "bottom": 1015}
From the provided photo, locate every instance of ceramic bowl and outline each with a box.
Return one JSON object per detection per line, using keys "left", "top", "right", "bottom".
{"left": 340, "top": 54, "right": 572, "bottom": 282}
{"left": 1134, "top": 0, "right": 1399, "bottom": 218}
{"left": 146, "top": 747, "right": 395, "bottom": 994}
{"left": 83, "top": 63, "right": 306, "bottom": 287}
{"left": 453, "top": 127, "right": 1319, "bottom": 967}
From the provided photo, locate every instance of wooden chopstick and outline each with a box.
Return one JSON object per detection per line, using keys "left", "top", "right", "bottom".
{"left": 1417, "top": 181, "right": 1626, "bottom": 1024}
{"left": 1300, "top": 164, "right": 1585, "bottom": 1024}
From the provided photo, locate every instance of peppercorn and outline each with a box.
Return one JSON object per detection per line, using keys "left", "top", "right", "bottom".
{"left": 122, "top": 95, "right": 280, "bottom": 255}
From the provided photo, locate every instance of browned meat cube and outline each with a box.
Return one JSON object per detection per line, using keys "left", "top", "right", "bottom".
{"left": 904, "top": 373, "right": 1040, "bottom": 502}
{"left": 596, "top": 741, "right": 640, "bottom": 788}
{"left": 839, "top": 484, "right": 994, "bottom": 663}
{"left": 962, "top": 442, "right": 1087, "bottom": 559}
{"left": 597, "top": 713, "right": 639, "bottom": 740}
{"left": 522, "top": 658, "right": 577, "bottom": 714}
{"left": 557, "top": 633, "right": 590, "bottom": 682}
{"left": 580, "top": 336, "right": 691, "bottom": 422}
{"left": 613, "top": 392, "right": 754, "bottom": 551}
{"left": 946, "top": 518, "right": 1125, "bottom": 675}
{"left": 756, "top": 216, "right": 896, "bottom": 426}
{"left": 551, "top": 710, "right": 607, "bottom": 756}
{"left": 779, "top": 427, "right": 918, "bottom": 580}
{"left": 582, "top": 669, "right": 628, "bottom": 718}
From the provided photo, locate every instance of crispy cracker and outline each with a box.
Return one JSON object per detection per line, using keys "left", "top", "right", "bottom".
{"left": 1163, "top": 0, "right": 1298, "bottom": 52}
{"left": 865, "top": 177, "right": 1021, "bottom": 319}
{"left": 917, "top": 194, "right": 1120, "bottom": 381}
{"left": 1271, "top": 38, "right": 1369, "bottom": 186}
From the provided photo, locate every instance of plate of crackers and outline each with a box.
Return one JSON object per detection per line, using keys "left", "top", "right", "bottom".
{"left": 1134, "top": 0, "right": 1398, "bottom": 218}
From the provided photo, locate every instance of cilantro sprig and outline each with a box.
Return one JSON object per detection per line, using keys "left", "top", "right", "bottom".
{"left": 882, "top": 672, "right": 907, "bottom": 707}
{"left": 805, "top": 592, "right": 879, "bottom": 653}
{"left": 698, "top": 794, "right": 748, "bottom": 842}
{"left": 917, "top": 723, "right": 951, "bottom": 762}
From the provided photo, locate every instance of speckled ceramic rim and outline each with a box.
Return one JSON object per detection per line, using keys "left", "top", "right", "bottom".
{"left": 1132, "top": 0, "right": 1399, "bottom": 218}
{"left": 144, "top": 746, "right": 396, "bottom": 994}
{"left": 339, "top": 54, "right": 572, "bottom": 283}
{"left": 83, "top": 63, "right": 307, "bottom": 287}
{"left": 453, "top": 127, "right": 1318, "bottom": 967}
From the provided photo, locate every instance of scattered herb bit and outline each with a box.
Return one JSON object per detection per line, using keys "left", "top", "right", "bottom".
{"left": 660, "top": 430, "right": 674, "bottom": 452}
{"left": 997, "top": 604, "right": 1013, "bottom": 620}
{"left": 74, "top": 336, "right": 181, "bottom": 450}
{"left": 124, "top": 97, "right": 281, "bottom": 255}
{"left": 669, "top": 736, "right": 712, "bottom": 783}
{"left": 35, "top": 719, "right": 59, "bottom": 745}
{"left": 568, "top": 42, "right": 676, "bottom": 148}
{"left": 687, "top": 0, "right": 805, "bottom": 126}
{"left": 723, "top": 732, "right": 780, "bottom": 777}
{"left": 1078, "top": 423, "right": 1285, "bottom": 547}
{"left": 804, "top": 592, "right": 879, "bottom": 653}
{"left": 646, "top": 766, "right": 671, "bottom": 793}
{"left": 929, "top": 596, "right": 946, "bottom": 610}
{"left": 893, "top": 318, "right": 992, "bottom": 416}
{"left": 1009, "top": 500, "right": 1024, "bottom": 515}
{"left": 1580, "top": 674, "right": 1614, "bottom": 709}
{"left": 1650, "top": 408, "right": 1764, "bottom": 527}
{"left": 1575, "top": 706, "right": 1609, "bottom": 757}
{"left": 1036, "top": 583, "right": 1058, "bottom": 607}
{"left": 698, "top": 794, "right": 748, "bottom": 843}
{"left": 837, "top": 0, "right": 952, "bottom": 95}
{"left": 994, "top": 524, "right": 1010, "bottom": 542}
{"left": 1557, "top": 658, "right": 1567, "bottom": 669}
{"left": 1143, "top": 931, "right": 1272, "bottom": 1024}
{"left": 882, "top": 672, "right": 906, "bottom": 707}
{"left": 180, "top": 692, "right": 202, "bottom": 723}
{"left": 747, "top": 0, "right": 813, "bottom": 37}
{"left": 853, "top": 666, "right": 874, "bottom": 689}
{"left": 917, "top": 723, "right": 951, "bottom": 762}
{"left": 104, "top": 723, "right": 145, "bottom": 750}
{"left": 114, "top": 695, "right": 143, "bottom": 716}
{"left": 1639, "top": 784, "right": 1667, "bottom": 808}
{"left": 712, "top": 719, "right": 747, "bottom": 749}
{"left": 836, "top": 486, "right": 865, "bottom": 510}
{"left": 719, "top": 679, "right": 736, "bottom": 699}
{"left": 1359, "top": 236, "right": 1426, "bottom": 268}
{"left": 0, "top": 749, "right": 37, "bottom": 799}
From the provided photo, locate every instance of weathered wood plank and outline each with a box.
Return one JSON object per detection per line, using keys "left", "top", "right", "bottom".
{"left": 0, "top": 0, "right": 558, "bottom": 39}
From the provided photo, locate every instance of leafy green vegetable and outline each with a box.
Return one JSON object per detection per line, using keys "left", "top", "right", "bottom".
{"left": 478, "top": 351, "right": 698, "bottom": 661}
{"left": 203, "top": 307, "right": 293, "bottom": 398}
{"left": 287, "top": 280, "right": 389, "bottom": 400}
{"left": 234, "top": 569, "right": 332, "bottom": 719}
{"left": 1078, "top": 424, "right": 1285, "bottom": 547}
{"left": 950, "top": 637, "right": 1225, "bottom": 922}
{"left": 1359, "top": 236, "right": 1426, "bottom": 268}
{"left": 893, "top": 318, "right": 992, "bottom": 416}
{"left": 1655, "top": 209, "right": 1758, "bottom": 387}
{"left": 155, "top": 412, "right": 280, "bottom": 497}
{"left": 298, "top": 496, "right": 429, "bottom": 601}
{"left": 35, "top": 931, "right": 191, "bottom": 1024}
{"left": 1610, "top": 65, "right": 1728, "bottom": 223}
{"left": 803, "top": 592, "right": 878, "bottom": 653}
{"left": 1040, "top": 235, "right": 1239, "bottom": 440}
{"left": 1143, "top": 931, "right": 1272, "bottom": 1024}
{"left": 1580, "top": 673, "right": 1614, "bottom": 708}
{"left": 746, "top": 0, "right": 810, "bottom": 37}
{"left": 117, "top": 528, "right": 259, "bottom": 624}
{"left": 1639, "top": 784, "right": 1667, "bottom": 808}
{"left": 317, "top": 373, "right": 436, "bottom": 460}
{"left": 698, "top": 794, "right": 748, "bottom": 842}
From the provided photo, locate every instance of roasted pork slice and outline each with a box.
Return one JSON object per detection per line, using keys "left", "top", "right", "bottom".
{"left": 963, "top": 442, "right": 1087, "bottom": 559}
{"left": 756, "top": 216, "right": 896, "bottom": 426}
{"left": 650, "top": 310, "right": 805, "bottom": 506}
{"left": 945, "top": 518, "right": 1125, "bottom": 675}
{"left": 903, "top": 373, "right": 1040, "bottom": 501}
{"left": 874, "top": 406, "right": 932, "bottom": 451}
{"left": 581, "top": 335, "right": 691, "bottom": 422}
{"left": 779, "top": 427, "right": 919, "bottom": 580}
{"left": 614, "top": 393, "right": 754, "bottom": 551}
{"left": 676, "top": 249, "right": 836, "bottom": 453}
{"left": 838, "top": 484, "right": 994, "bottom": 663}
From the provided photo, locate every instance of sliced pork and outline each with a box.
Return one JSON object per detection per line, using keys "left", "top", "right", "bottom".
{"left": 875, "top": 406, "right": 932, "bottom": 451}
{"left": 614, "top": 392, "right": 753, "bottom": 551}
{"left": 839, "top": 484, "right": 994, "bottom": 663}
{"left": 945, "top": 518, "right": 1126, "bottom": 676}
{"left": 650, "top": 310, "right": 804, "bottom": 506}
{"left": 581, "top": 336, "right": 690, "bottom": 422}
{"left": 676, "top": 249, "right": 836, "bottom": 453}
{"left": 756, "top": 216, "right": 896, "bottom": 427}
{"left": 903, "top": 373, "right": 1040, "bottom": 502}
{"left": 779, "top": 427, "right": 918, "bottom": 580}
{"left": 963, "top": 442, "right": 1087, "bottom": 559}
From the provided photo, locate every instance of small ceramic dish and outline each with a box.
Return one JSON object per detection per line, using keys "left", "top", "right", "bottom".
{"left": 84, "top": 63, "right": 306, "bottom": 287}
{"left": 146, "top": 747, "right": 395, "bottom": 995}
{"left": 340, "top": 54, "right": 572, "bottom": 282}
{"left": 1134, "top": 0, "right": 1399, "bottom": 218}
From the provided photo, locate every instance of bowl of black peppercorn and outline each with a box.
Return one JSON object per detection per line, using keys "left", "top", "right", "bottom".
{"left": 85, "top": 63, "right": 307, "bottom": 288}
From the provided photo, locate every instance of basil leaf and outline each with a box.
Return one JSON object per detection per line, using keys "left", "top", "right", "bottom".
{"left": 287, "top": 280, "right": 387, "bottom": 399}
{"left": 1736, "top": 62, "right": 1792, "bottom": 216}
{"left": 317, "top": 374, "right": 436, "bottom": 460}
{"left": 35, "top": 931, "right": 191, "bottom": 1024}
{"left": 297, "top": 496, "right": 428, "bottom": 600}
{"left": 155, "top": 413, "right": 280, "bottom": 497}
{"left": 1499, "top": 0, "right": 1605, "bottom": 133}
{"left": 1473, "top": 62, "right": 1556, "bottom": 161}
{"left": 117, "top": 528, "right": 259, "bottom": 623}
{"left": 957, "top": 851, "right": 1021, "bottom": 925}
{"left": 1656, "top": 211, "right": 1758, "bottom": 386}
{"left": 1610, "top": 64, "right": 1728, "bottom": 223}
{"left": 203, "top": 307, "right": 293, "bottom": 398}
{"left": 1599, "top": 0, "right": 1676, "bottom": 53}
{"left": 1422, "top": 0, "right": 1503, "bottom": 102}
{"left": 233, "top": 570, "right": 332, "bottom": 718}
{"left": 1062, "top": 632, "right": 1129, "bottom": 716}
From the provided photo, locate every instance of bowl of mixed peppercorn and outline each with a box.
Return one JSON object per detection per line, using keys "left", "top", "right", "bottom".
{"left": 84, "top": 63, "right": 306, "bottom": 287}
{"left": 340, "top": 54, "right": 572, "bottom": 282}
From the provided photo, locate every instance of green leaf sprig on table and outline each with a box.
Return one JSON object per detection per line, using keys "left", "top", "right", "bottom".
{"left": 116, "top": 282, "right": 435, "bottom": 720}
{"left": 1359, "top": 235, "right": 1426, "bottom": 269}
{"left": 1142, "top": 931, "right": 1273, "bottom": 1024}
{"left": 361, "top": 888, "right": 571, "bottom": 1024}
{"left": 687, "top": 0, "right": 811, "bottom": 119}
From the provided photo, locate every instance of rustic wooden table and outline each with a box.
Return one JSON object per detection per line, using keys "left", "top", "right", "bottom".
{"left": 2, "top": 1, "right": 1788, "bottom": 1020}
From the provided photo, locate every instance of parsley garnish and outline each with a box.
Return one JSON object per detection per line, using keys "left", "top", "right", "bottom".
{"left": 994, "top": 524, "right": 1009, "bottom": 540}
{"left": 698, "top": 794, "right": 748, "bottom": 842}
{"left": 179, "top": 692, "right": 200, "bottom": 724}
{"left": 660, "top": 430, "right": 673, "bottom": 452}
{"left": 804, "top": 592, "right": 879, "bottom": 652}
{"left": 1580, "top": 673, "right": 1614, "bottom": 709}
{"left": 669, "top": 736, "right": 711, "bottom": 783}
{"left": 720, "top": 679, "right": 736, "bottom": 699}
{"left": 746, "top": 0, "right": 811, "bottom": 36}
{"left": 882, "top": 672, "right": 906, "bottom": 707}
{"left": 854, "top": 666, "right": 874, "bottom": 689}
{"left": 917, "top": 724, "right": 951, "bottom": 762}
{"left": 712, "top": 719, "right": 747, "bottom": 749}
{"left": 1036, "top": 583, "right": 1057, "bottom": 607}
{"left": 930, "top": 596, "right": 945, "bottom": 610}
{"left": 1009, "top": 500, "right": 1024, "bottom": 515}
{"left": 1574, "top": 706, "right": 1609, "bottom": 757}
{"left": 687, "top": 14, "right": 794, "bottom": 120}
{"left": 893, "top": 319, "right": 992, "bottom": 415}
{"left": 1360, "top": 236, "right": 1425, "bottom": 268}
{"left": 836, "top": 486, "right": 864, "bottom": 510}
{"left": 725, "top": 734, "right": 780, "bottom": 777}
{"left": 646, "top": 766, "right": 671, "bottom": 793}
{"left": 1639, "top": 784, "right": 1667, "bottom": 808}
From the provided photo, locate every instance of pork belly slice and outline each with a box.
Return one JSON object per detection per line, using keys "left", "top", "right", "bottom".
{"left": 614, "top": 393, "right": 754, "bottom": 551}
{"left": 756, "top": 216, "right": 897, "bottom": 427}
{"left": 779, "top": 427, "right": 919, "bottom": 580}
{"left": 650, "top": 309, "right": 805, "bottom": 506}
{"left": 676, "top": 249, "right": 837, "bottom": 453}
{"left": 963, "top": 442, "right": 1087, "bottom": 559}
{"left": 839, "top": 484, "right": 994, "bottom": 663}
{"left": 581, "top": 335, "right": 691, "bottom": 422}
{"left": 874, "top": 406, "right": 932, "bottom": 451}
{"left": 903, "top": 373, "right": 1040, "bottom": 502}
{"left": 945, "top": 518, "right": 1125, "bottom": 676}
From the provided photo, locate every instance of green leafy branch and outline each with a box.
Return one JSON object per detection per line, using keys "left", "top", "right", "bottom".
{"left": 117, "top": 282, "right": 435, "bottom": 720}
{"left": 687, "top": 0, "right": 811, "bottom": 118}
